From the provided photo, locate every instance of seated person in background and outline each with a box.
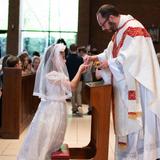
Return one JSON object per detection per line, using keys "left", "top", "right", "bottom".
{"left": 0, "top": 55, "right": 21, "bottom": 127}
{"left": 1, "top": 54, "right": 11, "bottom": 71}
{"left": 18, "top": 51, "right": 29, "bottom": 75}
{"left": 25, "top": 58, "right": 33, "bottom": 74}
{"left": 32, "top": 56, "right": 41, "bottom": 73}
{"left": 6, "top": 55, "right": 21, "bottom": 68}
{"left": 0, "top": 54, "right": 12, "bottom": 94}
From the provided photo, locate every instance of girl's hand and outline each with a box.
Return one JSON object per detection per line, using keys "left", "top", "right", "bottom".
{"left": 79, "top": 64, "right": 90, "bottom": 73}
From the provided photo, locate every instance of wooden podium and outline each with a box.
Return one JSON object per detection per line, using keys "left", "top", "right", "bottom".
{"left": 70, "top": 82, "right": 112, "bottom": 160}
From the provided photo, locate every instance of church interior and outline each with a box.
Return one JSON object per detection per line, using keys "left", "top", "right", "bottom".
{"left": 0, "top": 0, "right": 160, "bottom": 160}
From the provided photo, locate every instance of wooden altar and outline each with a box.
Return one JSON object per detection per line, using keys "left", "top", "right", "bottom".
{"left": 70, "top": 82, "right": 112, "bottom": 160}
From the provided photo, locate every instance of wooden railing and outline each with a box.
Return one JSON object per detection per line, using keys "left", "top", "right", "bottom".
{"left": 0, "top": 68, "right": 40, "bottom": 139}
{"left": 70, "top": 82, "right": 112, "bottom": 160}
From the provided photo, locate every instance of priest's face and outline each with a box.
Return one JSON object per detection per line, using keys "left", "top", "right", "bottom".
{"left": 97, "top": 13, "right": 117, "bottom": 32}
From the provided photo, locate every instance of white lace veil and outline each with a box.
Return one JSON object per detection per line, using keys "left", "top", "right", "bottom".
{"left": 33, "top": 43, "right": 71, "bottom": 100}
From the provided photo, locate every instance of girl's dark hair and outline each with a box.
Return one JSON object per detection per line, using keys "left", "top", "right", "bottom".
{"left": 97, "top": 4, "right": 119, "bottom": 20}
{"left": 56, "top": 38, "right": 69, "bottom": 58}
{"left": 56, "top": 38, "right": 67, "bottom": 46}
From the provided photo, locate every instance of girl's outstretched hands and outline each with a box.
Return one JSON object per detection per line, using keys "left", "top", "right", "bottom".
{"left": 79, "top": 63, "right": 90, "bottom": 74}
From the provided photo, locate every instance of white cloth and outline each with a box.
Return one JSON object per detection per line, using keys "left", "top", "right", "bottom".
{"left": 17, "top": 71, "right": 70, "bottom": 160}
{"left": 97, "top": 69, "right": 111, "bottom": 84}
{"left": 98, "top": 14, "right": 160, "bottom": 159}
{"left": 96, "top": 55, "right": 111, "bottom": 84}
{"left": 115, "top": 85, "right": 160, "bottom": 160}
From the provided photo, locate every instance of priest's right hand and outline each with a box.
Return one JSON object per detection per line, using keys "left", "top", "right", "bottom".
{"left": 83, "top": 55, "right": 91, "bottom": 64}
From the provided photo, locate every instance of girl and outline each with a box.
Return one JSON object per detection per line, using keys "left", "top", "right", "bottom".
{"left": 17, "top": 43, "right": 88, "bottom": 160}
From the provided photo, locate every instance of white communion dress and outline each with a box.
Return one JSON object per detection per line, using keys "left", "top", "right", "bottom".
{"left": 17, "top": 71, "right": 71, "bottom": 160}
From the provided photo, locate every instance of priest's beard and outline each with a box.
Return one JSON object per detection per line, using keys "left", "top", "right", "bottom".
{"left": 107, "top": 21, "right": 117, "bottom": 33}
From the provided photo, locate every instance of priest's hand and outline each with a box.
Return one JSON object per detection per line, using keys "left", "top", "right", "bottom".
{"left": 83, "top": 55, "right": 91, "bottom": 64}
{"left": 83, "top": 55, "right": 98, "bottom": 64}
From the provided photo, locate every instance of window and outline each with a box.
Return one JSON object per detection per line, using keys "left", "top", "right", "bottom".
{"left": 21, "top": 0, "right": 79, "bottom": 56}
{"left": 0, "top": 0, "right": 8, "bottom": 57}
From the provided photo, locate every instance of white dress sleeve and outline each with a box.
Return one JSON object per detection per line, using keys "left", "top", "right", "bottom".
{"left": 46, "top": 71, "right": 68, "bottom": 84}
{"left": 46, "top": 71, "right": 72, "bottom": 99}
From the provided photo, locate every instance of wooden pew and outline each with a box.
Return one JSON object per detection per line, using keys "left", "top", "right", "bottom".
{"left": 0, "top": 68, "right": 40, "bottom": 139}
{"left": 70, "top": 82, "right": 112, "bottom": 160}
